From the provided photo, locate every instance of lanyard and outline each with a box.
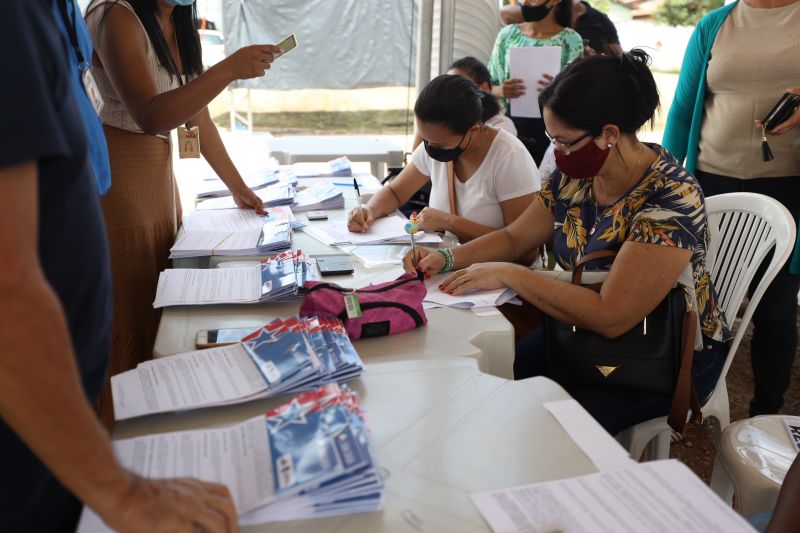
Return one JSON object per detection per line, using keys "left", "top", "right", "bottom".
{"left": 56, "top": 0, "right": 87, "bottom": 69}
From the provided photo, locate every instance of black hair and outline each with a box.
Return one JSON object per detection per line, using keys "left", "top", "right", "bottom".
{"left": 555, "top": 0, "right": 574, "bottom": 28}
{"left": 88, "top": 0, "right": 203, "bottom": 81}
{"left": 415, "top": 74, "right": 501, "bottom": 133}
{"left": 449, "top": 56, "right": 492, "bottom": 87}
{"left": 538, "top": 48, "right": 660, "bottom": 134}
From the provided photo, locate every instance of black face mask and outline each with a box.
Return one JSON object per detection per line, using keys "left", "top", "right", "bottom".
{"left": 423, "top": 131, "right": 471, "bottom": 162}
{"left": 521, "top": 2, "right": 553, "bottom": 22}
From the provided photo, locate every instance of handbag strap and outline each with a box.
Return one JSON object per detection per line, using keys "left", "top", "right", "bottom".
{"left": 571, "top": 250, "right": 617, "bottom": 285}
{"left": 447, "top": 161, "right": 457, "bottom": 215}
{"left": 667, "top": 309, "right": 703, "bottom": 434}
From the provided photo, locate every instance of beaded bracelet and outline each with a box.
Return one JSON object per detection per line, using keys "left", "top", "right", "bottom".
{"left": 437, "top": 248, "right": 455, "bottom": 273}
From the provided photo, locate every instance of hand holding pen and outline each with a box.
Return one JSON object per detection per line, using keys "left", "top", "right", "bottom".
{"left": 346, "top": 178, "right": 374, "bottom": 232}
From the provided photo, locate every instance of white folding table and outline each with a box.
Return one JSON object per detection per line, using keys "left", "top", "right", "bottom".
{"left": 267, "top": 135, "right": 404, "bottom": 179}
{"left": 109, "top": 359, "right": 596, "bottom": 532}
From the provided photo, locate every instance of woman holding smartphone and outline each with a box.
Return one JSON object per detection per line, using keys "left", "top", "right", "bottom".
{"left": 663, "top": 0, "right": 800, "bottom": 417}
{"left": 86, "top": 0, "right": 280, "bottom": 425}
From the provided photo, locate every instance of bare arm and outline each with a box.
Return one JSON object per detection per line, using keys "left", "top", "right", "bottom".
{"left": 194, "top": 108, "right": 264, "bottom": 213}
{"left": 445, "top": 240, "right": 692, "bottom": 339}
{"left": 347, "top": 163, "right": 430, "bottom": 232}
{"left": 418, "top": 192, "right": 538, "bottom": 243}
{"left": 766, "top": 454, "right": 800, "bottom": 533}
{"left": 91, "top": 4, "right": 276, "bottom": 135}
{"left": 0, "top": 161, "right": 237, "bottom": 532}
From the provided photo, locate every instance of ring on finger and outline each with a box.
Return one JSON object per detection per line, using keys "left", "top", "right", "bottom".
{"left": 457, "top": 269, "right": 467, "bottom": 277}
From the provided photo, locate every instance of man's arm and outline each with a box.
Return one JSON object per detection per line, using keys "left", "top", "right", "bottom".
{"left": 0, "top": 161, "right": 237, "bottom": 533}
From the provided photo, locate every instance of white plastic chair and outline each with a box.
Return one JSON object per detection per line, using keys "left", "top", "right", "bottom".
{"left": 615, "top": 193, "right": 796, "bottom": 496}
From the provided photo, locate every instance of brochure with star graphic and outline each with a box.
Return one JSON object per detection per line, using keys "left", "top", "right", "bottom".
{"left": 110, "top": 317, "right": 365, "bottom": 421}
{"left": 77, "top": 385, "right": 383, "bottom": 531}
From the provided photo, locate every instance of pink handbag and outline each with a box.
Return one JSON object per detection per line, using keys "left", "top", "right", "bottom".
{"left": 299, "top": 272, "right": 427, "bottom": 340}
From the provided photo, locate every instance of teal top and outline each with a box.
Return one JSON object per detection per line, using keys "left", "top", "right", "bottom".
{"left": 663, "top": 1, "right": 800, "bottom": 275}
{"left": 488, "top": 25, "right": 584, "bottom": 106}
{"left": 662, "top": 2, "right": 737, "bottom": 174}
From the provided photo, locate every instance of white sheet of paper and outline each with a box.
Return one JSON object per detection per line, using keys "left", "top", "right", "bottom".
{"left": 304, "top": 215, "right": 442, "bottom": 246}
{"left": 170, "top": 230, "right": 232, "bottom": 254}
{"left": 543, "top": 399, "right": 634, "bottom": 471}
{"left": 470, "top": 459, "right": 756, "bottom": 533}
{"left": 153, "top": 266, "right": 261, "bottom": 307}
{"left": 509, "top": 46, "right": 561, "bottom": 119}
{"left": 423, "top": 274, "right": 517, "bottom": 309}
{"left": 111, "top": 344, "right": 268, "bottom": 420}
{"left": 182, "top": 209, "right": 267, "bottom": 232}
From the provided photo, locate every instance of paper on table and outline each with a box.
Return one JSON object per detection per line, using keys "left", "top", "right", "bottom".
{"left": 543, "top": 399, "right": 634, "bottom": 471}
{"left": 111, "top": 344, "right": 268, "bottom": 420}
{"left": 182, "top": 208, "right": 267, "bottom": 232}
{"left": 304, "top": 215, "right": 442, "bottom": 246}
{"left": 470, "top": 459, "right": 757, "bottom": 533}
{"left": 152, "top": 266, "right": 261, "bottom": 307}
{"left": 423, "top": 274, "right": 517, "bottom": 309}
{"left": 509, "top": 46, "right": 561, "bottom": 119}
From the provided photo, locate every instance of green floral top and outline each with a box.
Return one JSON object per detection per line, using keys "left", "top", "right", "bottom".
{"left": 488, "top": 25, "right": 584, "bottom": 106}
{"left": 537, "top": 144, "right": 732, "bottom": 343}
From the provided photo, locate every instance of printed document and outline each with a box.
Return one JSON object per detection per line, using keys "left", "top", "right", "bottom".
{"left": 509, "top": 46, "right": 561, "bottom": 119}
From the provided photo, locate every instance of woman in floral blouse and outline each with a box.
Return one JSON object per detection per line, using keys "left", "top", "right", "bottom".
{"left": 404, "top": 50, "right": 732, "bottom": 435}
{"left": 488, "top": 0, "right": 583, "bottom": 164}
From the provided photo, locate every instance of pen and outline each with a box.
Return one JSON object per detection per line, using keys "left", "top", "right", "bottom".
{"left": 353, "top": 178, "right": 362, "bottom": 206}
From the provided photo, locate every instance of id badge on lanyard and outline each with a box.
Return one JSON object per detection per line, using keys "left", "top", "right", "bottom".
{"left": 81, "top": 65, "right": 104, "bottom": 115}
{"left": 178, "top": 123, "right": 201, "bottom": 159}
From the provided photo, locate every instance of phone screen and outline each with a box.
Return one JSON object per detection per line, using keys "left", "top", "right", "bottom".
{"left": 275, "top": 34, "right": 298, "bottom": 57}
{"left": 207, "top": 327, "right": 259, "bottom": 344}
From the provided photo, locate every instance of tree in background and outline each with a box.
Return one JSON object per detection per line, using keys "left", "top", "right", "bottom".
{"left": 654, "top": 0, "right": 724, "bottom": 26}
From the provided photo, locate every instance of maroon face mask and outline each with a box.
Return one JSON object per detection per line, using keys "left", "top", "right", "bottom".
{"left": 554, "top": 138, "right": 611, "bottom": 180}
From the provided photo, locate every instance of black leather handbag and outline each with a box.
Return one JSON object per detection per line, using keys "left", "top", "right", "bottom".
{"left": 543, "top": 250, "right": 702, "bottom": 433}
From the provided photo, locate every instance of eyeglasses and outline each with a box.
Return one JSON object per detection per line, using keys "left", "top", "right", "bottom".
{"left": 544, "top": 129, "right": 595, "bottom": 154}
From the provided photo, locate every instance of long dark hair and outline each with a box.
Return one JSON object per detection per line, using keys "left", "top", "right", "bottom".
{"left": 89, "top": 0, "right": 203, "bottom": 81}
{"left": 539, "top": 49, "right": 660, "bottom": 134}
{"left": 554, "top": 0, "right": 574, "bottom": 28}
{"left": 415, "top": 74, "right": 501, "bottom": 134}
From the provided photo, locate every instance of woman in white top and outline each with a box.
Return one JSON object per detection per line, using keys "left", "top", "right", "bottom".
{"left": 85, "top": 0, "right": 279, "bottom": 426}
{"left": 349, "top": 74, "right": 540, "bottom": 243}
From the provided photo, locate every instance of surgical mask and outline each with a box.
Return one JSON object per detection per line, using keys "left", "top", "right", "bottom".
{"left": 423, "top": 131, "right": 471, "bottom": 163}
{"left": 163, "top": 0, "right": 196, "bottom": 6}
{"left": 554, "top": 138, "right": 611, "bottom": 179}
{"left": 521, "top": 2, "right": 553, "bottom": 22}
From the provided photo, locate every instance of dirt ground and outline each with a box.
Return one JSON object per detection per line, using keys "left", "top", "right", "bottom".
{"left": 670, "top": 311, "right": 800, "bottom": 483}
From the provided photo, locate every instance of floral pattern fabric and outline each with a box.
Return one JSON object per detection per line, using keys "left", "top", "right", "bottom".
{"left": 488, "top": 25, "right": 584, "bottom": 106}
{"left": 537, "top": 144, "right": 732, "bottom": 342}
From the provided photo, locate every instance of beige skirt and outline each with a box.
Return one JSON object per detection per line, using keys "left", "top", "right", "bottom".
{"left": 95, "top": 126, "right": 181, "bottom": 428}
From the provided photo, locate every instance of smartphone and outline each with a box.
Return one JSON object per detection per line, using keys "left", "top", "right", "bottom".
{"left": 317, "top": 255, "right": 355, "bottom": 276}
{"left": 307, "top": 210, "right": 328, "bottom": 221}
{"left": 195, "top": 327, "right": 259, "bottom": 348}
{"left": 274, "top": 33, "right": 298, "bottom": 59}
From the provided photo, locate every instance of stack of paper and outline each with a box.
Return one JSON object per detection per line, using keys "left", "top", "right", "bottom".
{"left": 195, "top": 158, "right": 281, "bottom": 199}
{"left": 77, "top": 384, "right": 382, "bottom": 531}
{"left": 170, "top": 208, "right": 294, "bottom": 259}
{"left": 111, "top": 316, "right": 365, "bottom": 421}
{"left": 471, "top": 459, "right": 756, "bottom": 533}
{"left": 153, "top": 250, "right": 317, "bottom": 307}
{"left": 291, "top": 181, "right": 345, "bottom": 212}
{"left": 196, "top": 183, "right": 297, "bottom": 211}
{"left": 195, "top": 169, "right": 279, "bottom": 199}
{"left": 422, "top": 274, "right": 518, "bottom": 310}
{"left": 304, "top": 215, "right": 444, "bottom": 246}
{"left": 290, "top": 156, "right": 352, "bottom": 178}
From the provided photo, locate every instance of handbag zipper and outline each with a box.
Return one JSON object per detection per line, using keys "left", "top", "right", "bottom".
{"left": 337, "top": 301, "right": 425, "bottom": 328}
{"left": 300, "top": 276, "right": 420, "bottom": 295}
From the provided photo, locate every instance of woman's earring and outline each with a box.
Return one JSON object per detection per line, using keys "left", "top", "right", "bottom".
{"left": 607, "top": 144, "right": 612, "bottom": 149}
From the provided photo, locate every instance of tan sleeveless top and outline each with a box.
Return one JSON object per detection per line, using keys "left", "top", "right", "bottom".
{"left": 85, "top": 0, "right": 184, "bottom": 137}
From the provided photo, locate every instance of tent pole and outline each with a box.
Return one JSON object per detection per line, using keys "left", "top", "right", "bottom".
{"left": 415, "top": 0, "right": 434, "bottom": 95}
